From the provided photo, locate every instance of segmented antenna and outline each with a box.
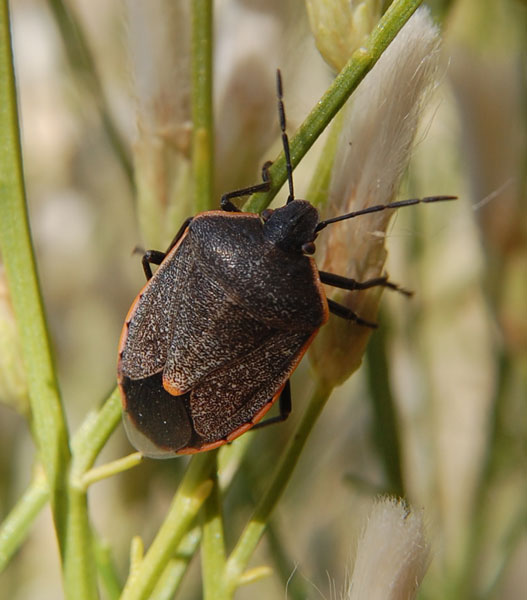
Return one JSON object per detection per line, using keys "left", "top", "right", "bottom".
{"left": 315, "top": 195, "right": 457, "bottom": 232}
{"left": 276, "top": 70, "right": 295, "bottom": 204}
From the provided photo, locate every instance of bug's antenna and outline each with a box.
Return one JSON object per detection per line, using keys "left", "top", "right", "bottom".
{"left": 315, "top": 195, "right": 457, "bottom": 232}
{"left": 276, "top": 70, "right": 295, "bottom": 204}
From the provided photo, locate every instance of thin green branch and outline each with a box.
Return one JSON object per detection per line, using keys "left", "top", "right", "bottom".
{"left": 191, "top": 0, "right": 214, "bottom": 212}
{"left": 305, "top": 110, "right": 344, "bottom": 209}
{"left": 62, "top": 488, "right": 98, "bottom": 599}
{"left": 201, "top": 465, "right": 227, "bottom": 600}
{"left": 244, "top": 0, "right": 425, "bottom": 213}
{"left": 94, "top": 536, "right": 123, "bottom": 600}
{"left": 81, "top": 452, "right": 143, "bottom": 489}
{"left": 120, "top": 453, "right": 215, "bottom": 600}
{"left": 71, "top": 387, "right": 124, "bottom": 477}
{"left": 0, "top": 388, "right": 122, "bottom": 578}
{"left": 150, "top": 527, "right": 202, "bottom": 600}
{"left": 0, "top": 1, "right": 79, "bottom": 589}
{"left": 0, "top": 466, "right": 49, "bottom": 572}
{"left": 224, "top": 381, "right": 332, "bottom": 595}
{"left": 63, "top": 389, "right": 127, "bottom": 597}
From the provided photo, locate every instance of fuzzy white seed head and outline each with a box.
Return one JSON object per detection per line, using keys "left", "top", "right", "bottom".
{"left": 310, "top": 8, "right": 442, "bottom": 385}
{"left": 345, "top": 498, "right": 430, "bottom": 600}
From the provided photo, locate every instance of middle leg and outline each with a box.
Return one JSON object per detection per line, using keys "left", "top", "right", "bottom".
{"left": 319, "top": 271, "right": 412, "bottom": 296}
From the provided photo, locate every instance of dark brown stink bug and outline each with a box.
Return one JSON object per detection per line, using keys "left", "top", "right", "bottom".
{"left": 118, "top": 71, "right": 455, "bottom": 457}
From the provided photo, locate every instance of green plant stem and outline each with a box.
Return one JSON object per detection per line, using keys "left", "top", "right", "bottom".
{"left": 94, "top": 536, "right": 122, "bottom": 600}
{"left": 224, "top": 380, "right": 332, "bottom": 595}
{"left": 70, "top": 387, "right": 123, "bottom": 475}
{"left": 0, "top": 466, "right": 49, "bottom": 572}
{"left": 64, "top": 388, "right": 127, "bottom": 597}
{"left": 120, "top": 452, "right": 215, "bottom": 600}
{"left": 244, "top": 0, "right": 424, "bottom": 214}
{"left": 0, "top": 4, "right": 93, "bottom": 596}
{"left": 201, "top": 464, "right": 227, "bottom": 600}
{"left": 150, "top": 527, "right": 202, "bottom": 600}
{"left": 46, "top": 0, "right": 134, "bottom": 189}
{"left": 305, "top": 110, "right": 344, "bottom": 209}
{"left": 63, "top": 389, "right": 122, "bottom": 597}
{"left": 81, "top": 452, "right": 143, "bottom": 489}
{"left": 0, "top": 387, "right": 122, "bottom": 580}
{"left": 63, "top": 487, "right": 97, "bottom": 599}
{"left": 191, "top": 0, "right": 214, "bottom": 212}
{"left": 365, "top": 322, "right": 405, "bottom": 497}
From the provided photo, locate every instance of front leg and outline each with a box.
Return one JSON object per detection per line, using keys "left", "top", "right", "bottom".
{"left": 220, "top": 161, "right": 272, "bottom": 212}
{"left": 141, "top": 217, "right": 193, "bottom": 280}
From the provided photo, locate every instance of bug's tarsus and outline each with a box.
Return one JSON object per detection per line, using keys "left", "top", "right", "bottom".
{"left": 319, "top": 271, "right": 413, "bottom": 297}
{"left": 220, "top": 177, "right": 272, "bottom": 212}
{"left": 276, "top": 69, "right": 295, "bottom": 205}
{"left": 251, "top": 379, "right": 292, "bottom": 430}
{"left": 261, "top": 160, "right": 272, "bottom": 183}
{"left": 142, "top": 250, "right": 166, "bottom": 280}
{"left": 327, "top": 298, "right": 378, "bottom": 329}
{"left": 141, "top": 217, "right": 193, "bottom": 280}
{"left": 315, "top": 195, "right": 457, "bottom": 232}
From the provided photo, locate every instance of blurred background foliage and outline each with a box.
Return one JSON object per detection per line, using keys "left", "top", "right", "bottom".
{"left": 0, "top": 0, "right": 525, "bottom": 598}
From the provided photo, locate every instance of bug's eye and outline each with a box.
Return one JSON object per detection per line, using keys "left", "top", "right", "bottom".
{"left": 261, "top": 209, "right": 274, "bottom": 222}
{"left": 302, "top": 241, "right": 316, "bottom": 255}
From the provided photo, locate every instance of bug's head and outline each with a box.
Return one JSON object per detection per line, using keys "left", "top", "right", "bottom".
{"left": 262, "top": 200, "right": 319, "bottom": 254}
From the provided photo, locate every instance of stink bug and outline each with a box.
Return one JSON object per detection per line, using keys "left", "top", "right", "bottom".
{"left": 118, "top": 71, "right": 455, "bottom": 457}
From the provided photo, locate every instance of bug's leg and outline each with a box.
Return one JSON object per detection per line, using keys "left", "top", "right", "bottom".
{"left": 251, "top": 379, "right": 292, "bottom": 430}
{"left": 220, "top": 161, "right": 272, "bottom": 212}
{"left": 164, "top": 216, "right": 194, "bottom": 253}
{"left": 327, "top": 298, "right": 378, "bottom": 329}
{"left": 141, "top": 251, "right": 166, "bottom": 280}
{"left": 141, "top": 217, "right": 193, "bottom": 280}
{"left": 319, "top": 271, "right": 413, "bottom": 297}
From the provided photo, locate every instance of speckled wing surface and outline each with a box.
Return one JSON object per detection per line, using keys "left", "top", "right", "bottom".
{"left": 187, "top": 328, "right": 311, "bottom": 442}
{"left": 161, "top": 267, "right": 281, "bottom": 395}
{"left": 118, "top": 230, "right": 196, "bottom": 381}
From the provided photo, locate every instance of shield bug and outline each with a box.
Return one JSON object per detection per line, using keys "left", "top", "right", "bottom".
{"left": 118, "top": 70, "right": 455, "bottom": 457}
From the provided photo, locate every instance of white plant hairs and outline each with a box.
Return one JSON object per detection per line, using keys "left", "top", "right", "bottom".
{"left": 318, "top": 7, "right": 442, "bottom": 282}
{"left": 345, "top": 497, "right": 430, "bottom": 600}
